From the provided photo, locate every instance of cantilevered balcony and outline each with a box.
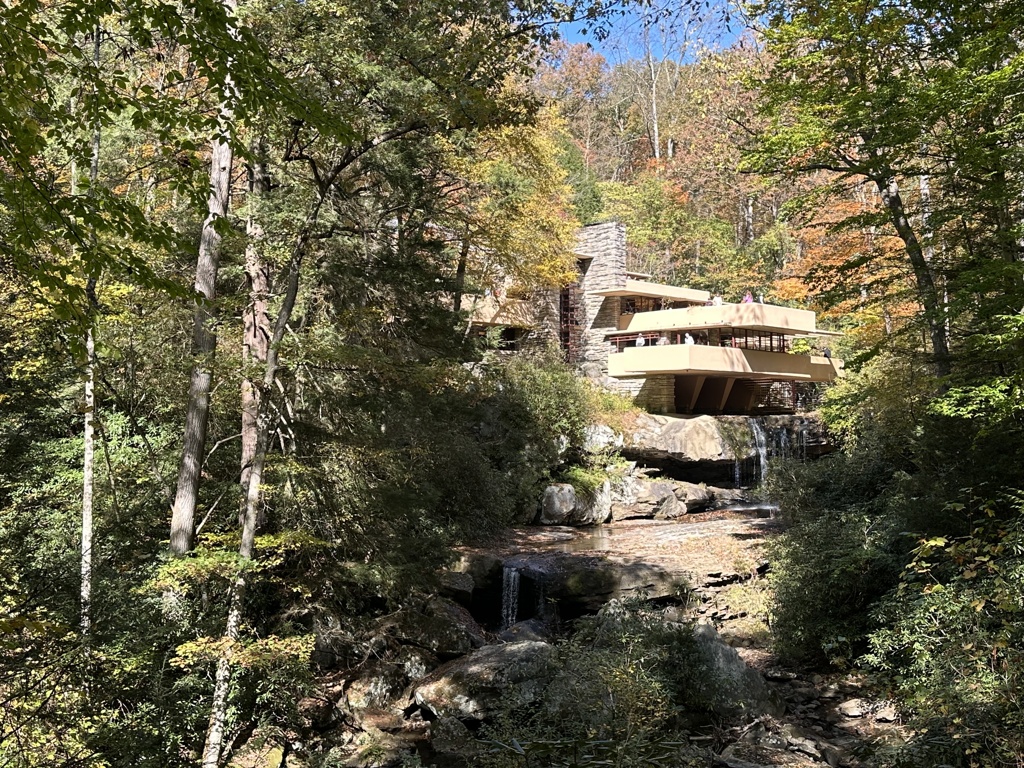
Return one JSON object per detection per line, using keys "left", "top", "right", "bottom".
{"left": 591, "top": 279, "right": 710, "bottom": 305}
{"left": 608, "top": 344, "right": 841, "bottom": 382}
{"left": 615, "top": 303, "right": 822, "bottom": 336}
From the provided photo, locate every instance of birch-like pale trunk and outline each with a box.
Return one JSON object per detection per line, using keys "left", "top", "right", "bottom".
{"left": 170, "top": 0, "right": 237, "bottom": 555}
{"left": 201, "top": 202, "right": 322, "bottom": 768}
{"left": 240, "top": 145, "right": 271, "bottom": 521}
{"left": 919, "top": 173, "right": 950, "bottom": 341}
{"left": 80, "top": 27, "right": 102, "bottom": 636}
{"left": 81, "top": 325, "right": 95, "bottom": 635}
{"left": 202, "top": 126, "right": 420, "bottom": 763}
{"left": 744, "top": 197, "right": 755, "bottom": 246}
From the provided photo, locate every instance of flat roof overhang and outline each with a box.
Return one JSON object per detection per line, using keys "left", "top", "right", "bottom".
{"left": 466, "top": 296, "right": 535, "bottom": 327}
{"left": 608, "top": 345, "right": 842, "bottom": 382}
{"left": 606, "top": 303, "right": 838, "bottom": 337}
{"left": 590, "top": 279, "right": 711, "bottom": 304}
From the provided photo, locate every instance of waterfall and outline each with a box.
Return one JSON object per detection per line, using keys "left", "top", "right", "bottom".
{"left": 751, "top": 418, "right": 769, "bottom": 483}
{"left": 772, "top": 422, "right": 791, "bottom": 460}
{"left": 501, "top": 566, "right": 520, "bottom": 630}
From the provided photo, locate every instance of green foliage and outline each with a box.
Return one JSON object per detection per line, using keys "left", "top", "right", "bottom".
{"left": 478, "top": 599, "right": 713, "bottom": 768}
{"left": 558, "top": 464, "right": 608, "bottom": 501}
{"left": 863, "top": 498, "right": 1024, "bottom": 767}
{"left": 554, "top": 131, "right": 603, "bottom": 224}
{"left": 766, "top": 500, "right": 905, "bottom": 665}
{"left": 766, "top": 346, "right": 1024, "bottom": 764}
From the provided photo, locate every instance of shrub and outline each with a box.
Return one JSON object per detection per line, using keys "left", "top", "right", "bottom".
{"left": 477, "top": 599, "right": 716, "bottom": 768}
{"left": 863, "top": 498, "right": 1024, "bottom": 768}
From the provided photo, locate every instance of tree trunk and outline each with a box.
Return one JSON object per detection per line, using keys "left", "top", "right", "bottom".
{"left": 201, "top": 199, "right": 323, "bottom": 768}
{"left": 240, "top": 143, "right": 271, "bottom": 521}
{"left": 80, "top": 27, "right": 102, "bottom": 636}
{"left": 170, "top": 43, "right": 236, "bottom": 555}
{"left": 452, "top": 237, "right": 469, "bottom": 316}
{"left": 919, "top": 173, "right": 951, "bottom": 340}
{"left": 647, "top": 52, "right": 660, "bottom": 161}
{"left": 744, "top": 196, "right": 755, "bottom": 245}
{"left": 872, "top": 167, "right": 951, "bottom": 376}
{"left": 81, "top": 325, "right": 95, "bottom": 635}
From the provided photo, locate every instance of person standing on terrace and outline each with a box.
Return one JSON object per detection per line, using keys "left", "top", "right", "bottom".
{"left": 742, "top": 290, "right": 754, "bottom": 303}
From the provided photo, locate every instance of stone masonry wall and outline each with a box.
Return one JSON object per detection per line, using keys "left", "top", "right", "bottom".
{"left": 636, "top": 375, "right": 675, "bottom": 414}
{"left": 575, "top": 223, "right": 627, "bottom": 377}
{"left": 573, "top": 222, "right": 671, "bottom": 408}
{"left": 523, "top": 288, "right": 561, "bottom": 351}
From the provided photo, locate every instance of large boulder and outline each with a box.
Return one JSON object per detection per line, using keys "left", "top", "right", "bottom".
{"left": 583, "top": 424, "right": 624, "bottom": 453}
{"left": 504, "top": 550, "right": 685, "bottom": 618}
{"left": 577, "top": 480, "right": 612, "bottom": 525}
{"left": 622, "top": 413, "right": 834, "bottom": 484}
{"left": 610, "top": 478, "right": 679, "bottom": 520}
{"left": 539, "top": 481, "right": 612, "bottom": 526}
{"left": 387, "top": 598, "right": 489, "bottom": 659}
{"left": 610, "top": 476, "right": 722, "bottom": 520}
{"left": 673, "top": 481, "right": 716, "bottom": 514}
{"left": 692, "top": 623, "right": 780, "bottom": 718}
{"left": 539, "top": 484, "right": 577, "bottom": 524}
{"left": 411, "top": 641, "right": 557, "bottom": 720}
{"left": 624, "top": 414, "right": 752, "bottom": 484}
{"left": 629, "top": 414, "right": 748, "bottom": 463}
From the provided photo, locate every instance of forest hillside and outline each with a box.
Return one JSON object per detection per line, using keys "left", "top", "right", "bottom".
{"left": 1, "top": 0, "right": 1022, "bottom": 766}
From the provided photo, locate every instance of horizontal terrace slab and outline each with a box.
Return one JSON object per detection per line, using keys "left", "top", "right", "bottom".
{"left": 608, "top": 345, "right": 842, "bottom": 382}
{"left": 610, "top": 303, "right": 840, "bottom": 337}
{"left": 590, "top": 279, "right": 711, "bottom": 304}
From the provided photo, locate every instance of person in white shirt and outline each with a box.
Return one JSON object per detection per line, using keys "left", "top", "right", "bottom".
{"left": 683, "top": 332, "right": 695, "bottom": 344}
{"left": 712, "top": 294, "right": 723, "bottom": 306}
{"left": 636, "top": 334, "right": 646, "bottom": 347}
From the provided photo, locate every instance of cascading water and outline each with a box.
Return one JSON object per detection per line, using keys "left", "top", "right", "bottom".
{"left": 500, "top": 566, "right": 520, "bottom": 630}
{"left": 750, "top": 417, "right": 769, "bottom": 483}
{"left": 773, "top": 423, "right": 791, "bottom": 460}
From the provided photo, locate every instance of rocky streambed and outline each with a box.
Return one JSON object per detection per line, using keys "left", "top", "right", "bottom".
{"left": 236, "top": 415, "right": 902, "bottom": 767}
{"left": 255, "top": 510, "right": 908, "bottom": 768}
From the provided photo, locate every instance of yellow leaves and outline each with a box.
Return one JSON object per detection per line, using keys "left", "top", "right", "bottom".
{"left": 440, "top": 106, "right": 580, "bottom": 292}
{"left": 172, "top": 633, "right": 315, "bottom": 670}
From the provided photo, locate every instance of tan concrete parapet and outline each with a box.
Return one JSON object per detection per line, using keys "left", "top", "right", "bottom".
{"left": 608, "top": 344, "right": 842, "bottom": 382}
{"left": 590, "top": 279, "right": 710, "bottom": 304}
{"left": 612, "top": 303, "right": 826, "bottom": 336}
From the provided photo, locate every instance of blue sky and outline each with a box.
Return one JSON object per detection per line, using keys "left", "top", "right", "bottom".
{"left": 555, "top": 0, "right": 749, "bottom": 62}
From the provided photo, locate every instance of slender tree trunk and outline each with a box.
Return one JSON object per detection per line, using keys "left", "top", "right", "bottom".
{"left": 81, "top": 325, "right": 96, "bottom": 635}
{"left": 744, "top": 196, "right": 755, "bottom": 245}
{"left": 647, "top": 53, "right": 660, "bottom": 161}
{"left": 80, "top": 27, "right": 102, "bottom": 636}
{"left": 872, "top": 167, "right": 951, "bottom": 376}
{"left": 919, "top": 173, "right": 951, "bottom": 340}
{"left": 202, "top": 199, "right": 323, "bottom": 768}
{"left": 170, "top": 31, "right": 237, "bottom": 555}
{"left": 452, "top": 237, "right": 469, "bottom": 316}
{"left": 240, "top": 143, "right": 271, "bottom": 519}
